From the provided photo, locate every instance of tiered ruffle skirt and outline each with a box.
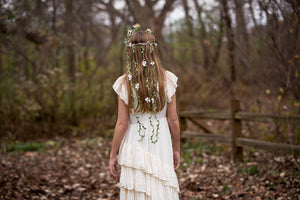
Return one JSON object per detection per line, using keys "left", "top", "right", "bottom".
{"left": 118, "top": 142, "right": 179, "bottom": 200}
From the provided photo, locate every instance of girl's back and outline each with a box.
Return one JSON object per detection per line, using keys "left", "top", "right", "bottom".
{"left": 109, "top": 25, "right": 180, "bottom": 200}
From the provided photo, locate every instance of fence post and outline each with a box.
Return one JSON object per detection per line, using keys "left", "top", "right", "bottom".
{"left": 231, "top": 99, "right": 243, "bottom": 162}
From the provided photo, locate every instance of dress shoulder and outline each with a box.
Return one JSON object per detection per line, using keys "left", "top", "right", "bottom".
{"left": 112, "top": 74, "right": 128, "bottom": 104}
{"left": 165, "top": 70, "right": 178, "bottom": 103}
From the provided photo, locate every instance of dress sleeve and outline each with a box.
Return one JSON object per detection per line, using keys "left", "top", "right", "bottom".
{"left": 112, "top": 75, "right": 128, "bottom": 105}
{"left": 165, "top": 70, "right": 178, "bottom": 103}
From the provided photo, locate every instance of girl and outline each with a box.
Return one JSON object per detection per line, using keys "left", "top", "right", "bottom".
{"left": 109, "top": 25, "right": 180, "bottom": 200}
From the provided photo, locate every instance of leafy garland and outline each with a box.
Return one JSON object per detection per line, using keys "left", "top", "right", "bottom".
{"left": 124, "top": 24, "right": 160, "bottom": 144}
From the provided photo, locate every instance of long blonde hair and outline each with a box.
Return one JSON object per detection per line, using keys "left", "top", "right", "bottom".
{"left": 125, "top": 31, "right": 166, "bottom": 113}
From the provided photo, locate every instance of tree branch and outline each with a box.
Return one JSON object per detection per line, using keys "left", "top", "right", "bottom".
{"left": 158, "top": 0, "right": 175, "bottom": 25}
{"left": 0, "top": 21, "right": 47, "bottom": 45}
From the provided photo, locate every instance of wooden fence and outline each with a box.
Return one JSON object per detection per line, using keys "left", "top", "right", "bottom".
{"left": 179, "top": 100, "right": 300, "bottom": 162}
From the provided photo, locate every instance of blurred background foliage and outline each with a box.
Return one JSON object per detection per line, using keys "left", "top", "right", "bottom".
{"left": 0, "top": 0, "right": 299, "bottom": 145}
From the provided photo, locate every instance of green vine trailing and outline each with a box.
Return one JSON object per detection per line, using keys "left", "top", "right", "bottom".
{"left": 124, "top": 24, "right": 159, "bottom": 144}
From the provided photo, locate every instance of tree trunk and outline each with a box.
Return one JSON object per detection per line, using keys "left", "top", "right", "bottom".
{"left": 220, "top": 0, "right": 236, "bottom": 98}
{"left": 234, "top": 0, "right": 250, "bottom": 76}
{"left": 248, "top": 0, "right": 258, "bottom": 29}
{"left": 212, "top": 9, "right": 224, "bottom": 67}
{"left": 125, "top": 0, "right": 175, "bottom": 60}
{"left": 182, "top": 0, "right": 198, "bottom": 69}
{"left": 15, "top": 18, "right": 29, "bottom": 79}
{"left": 52, "top": 0, "right": 57, "bottom": 34}
{"left": 65, "top": 0, "right": 77, "bottom": 125}
{"left": 65, "top": 0, "right": 75, "bottom": 84}
{"left": 51, "top": 0, "right": 60, "bottom": 68}
{"left": 193, "top": 0, "right": 210, "bottom": 70}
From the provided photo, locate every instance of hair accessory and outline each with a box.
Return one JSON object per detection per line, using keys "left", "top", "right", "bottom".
{"left": 133, "top": 24, "right": 141, "bottom": 30}
{"left": 127, "top": 42, "right": 157, "bottom": 47}
{"left": 145, "top": 28, "right": 152, "bottom": 33}
{"left": 124, "top": 24, "right": 160, "bottom": 144}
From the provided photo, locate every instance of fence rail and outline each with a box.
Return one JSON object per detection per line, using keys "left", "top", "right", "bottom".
{"left": 180, "top": 111, "right": 231, "bottom": 120}
{"left": 182, "top": 131, "right": 300, "bottom": 156}
{"left": 236, "top": 112, "right": 300, "bottom": 122}
{"left": 180, "top": 111, "right": 300, "bottom": 122}
{"left": 179, "top": 100, "right": 300, "bottom": 162}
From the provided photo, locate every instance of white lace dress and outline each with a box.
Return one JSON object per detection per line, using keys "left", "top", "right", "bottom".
{"left": 112, "top": 70, "right": 180, "bottom": 200}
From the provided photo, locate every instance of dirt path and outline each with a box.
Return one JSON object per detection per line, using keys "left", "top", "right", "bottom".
{"left": 0, "top": 137, "right": 299, "bottom": 199}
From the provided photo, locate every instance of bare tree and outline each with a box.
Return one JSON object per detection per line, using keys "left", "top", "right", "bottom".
{"left": 193, "top": 0, "right": 210, "bottom": 69}
{"left": 212, "top": 9, "right": 224, "bottom": 68}
{"left": 125, "top": 0, "right": 176, "bottom": 55}
{"left": 65, "top": 0, "right": 76, "bottom": 124}
{"left": 220, "top": 0, "right": 236, "bottom": 97}
{"left": 257, "top": 0, "right": 300, "bottom": 100}
{"left": 193, "top": 0, "right": 224, "bottom": 76}
{"left": 182, "top": 0, "right": 198, "bottom": 69}
{"left": 234, "top": 0, "right": 250, "bottom": 75}
{"left": 92, "top": 0, "right": 130, "bottom": 66}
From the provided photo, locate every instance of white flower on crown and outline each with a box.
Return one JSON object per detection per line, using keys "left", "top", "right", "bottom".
{"left": 151, "top": 97, "right": 155, "bottom": 103}
{"left": 150, "top": 61, "right": 155, "bottom": 66}
{"left": 127, "top": 30, "right": 132, "bottom": 37}
{"left": 135, "top": 83, "right": 139, "bottom": 90}
{"left": 133, "top": 24, "right": 141, "bottom": 29}
{"left": 145, "top": 97, "right": 151, "bottom": 103}
{"left": 145, "top": 28, "right": 152, "bottom": 33}
{"left": 142, "top": 60, "right": 147, "bottom": 67}
{"left": 128, "top": 74, "right": 132, "bottom": 81}
{"left": 128, "top": 43, "right": 132, "bottom": 47}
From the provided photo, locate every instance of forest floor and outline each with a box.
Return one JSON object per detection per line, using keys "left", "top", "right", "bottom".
{"left": 0, "top": 136, "right": 299, "bottom": 200}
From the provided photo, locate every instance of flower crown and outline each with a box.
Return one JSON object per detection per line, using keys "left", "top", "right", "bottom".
{"left": 124, "top": 24, "right": 158, "bottom": 48}
{"left": 124, "top": 24, "right": 160, "bottom": 144}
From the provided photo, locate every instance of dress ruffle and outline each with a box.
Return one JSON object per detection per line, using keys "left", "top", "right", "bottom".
{"left": 165, "top": 71, "right": 178, "bottom": 103}
{"left": 112, "top": 71, "right": 178, "bottom": 105}
{"left": 112, "top": 74, "right": 128, "bottom": 104}
{"left": 118, "top": 142, "right": 179, "bottom": 200}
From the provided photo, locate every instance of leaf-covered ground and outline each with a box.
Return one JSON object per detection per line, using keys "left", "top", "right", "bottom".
{"left": 0, "top": 137, "right": 299, "bottom": 200}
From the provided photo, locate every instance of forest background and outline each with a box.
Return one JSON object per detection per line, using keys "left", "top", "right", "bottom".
{"left": 0, "top": 0, "right": 299, "bottom": 147}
